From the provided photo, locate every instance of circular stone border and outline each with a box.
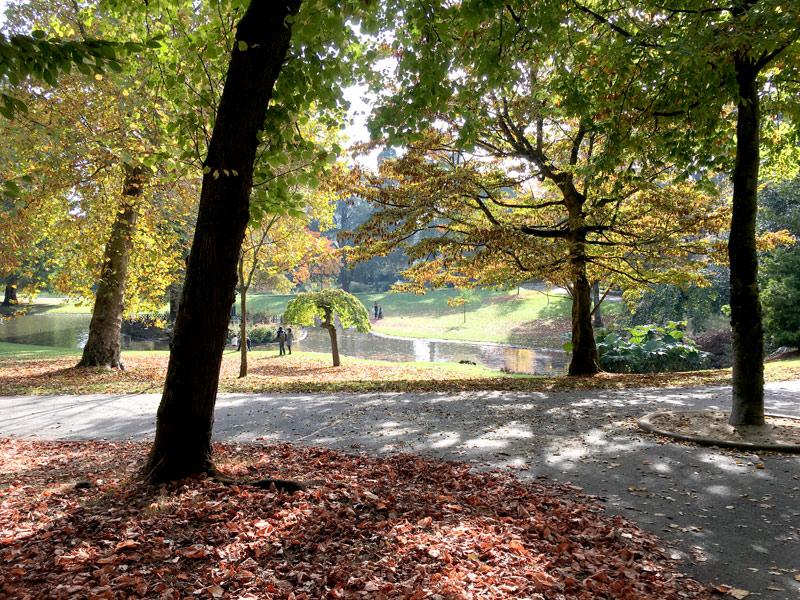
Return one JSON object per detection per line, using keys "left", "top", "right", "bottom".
{"left": 638, "top": 410, "right": 800, "bottom": 453}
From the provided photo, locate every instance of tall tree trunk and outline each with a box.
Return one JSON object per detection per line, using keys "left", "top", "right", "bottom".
{"left": 728, "top": 59, "right": 764, "bottom": 427}
{"left": 2, "top": 277, "right": 19, "bottom": 306}
{"left": 238, "top": 256, "right": 248, "bottom": 378}
{"left": 142, "top": 0, "right": 301, "bottom": 484}
{"left": 78, "top": 164, "right": 143, "bottom": 369}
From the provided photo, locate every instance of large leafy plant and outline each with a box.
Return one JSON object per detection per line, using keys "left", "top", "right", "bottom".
{"left": 596, "top": 322, "right": 710, "bottom": 374}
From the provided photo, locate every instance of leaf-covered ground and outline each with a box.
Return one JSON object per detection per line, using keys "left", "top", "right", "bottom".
{"left": 0, "top": 439, "right": 720, "bottom": 600}
{"left": 3, "top": 352, "right": 799, "bottom": 396}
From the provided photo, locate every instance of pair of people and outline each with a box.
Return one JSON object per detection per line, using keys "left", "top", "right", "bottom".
{"left": 231, "top": 335, "right": 251, "bottom": 351}
{"left": 277, "top": 326, "right": 293, "bottom": 356}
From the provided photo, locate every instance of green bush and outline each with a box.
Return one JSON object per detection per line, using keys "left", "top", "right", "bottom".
{"left": 247, "top": 324, "right": 278, "bottom": 344}
{"left": 596, "top": 321, "right": 710, "bottom": 374}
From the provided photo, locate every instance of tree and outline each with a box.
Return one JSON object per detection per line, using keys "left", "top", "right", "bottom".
{"left": 1, "top": 0, "right": 197, "bottom": 368}
{"left": 573, "top": 0, "right": 800, "bottom": 424}
{"left": 236, "top": 213, "right": 334, "bottom": 377}
{"left": 142, "top": 0, "right": 368, "bottom": 483}
{"left": 141, "top": 0, "right": 303, "bottom": 483}
{"left": 235, "top": 119, "right": 340, "bottom": 376}
{"left": 347, "top": 132, "right": 727, "bottom": 375}
{"left": 363, "top": 3, "right": 730, "bottom": 375}
{"left": 283, "top": 289, "right": 370, "bottom": 366}
{"left": 78, "top": 165, "right": 144, "bottom": 368}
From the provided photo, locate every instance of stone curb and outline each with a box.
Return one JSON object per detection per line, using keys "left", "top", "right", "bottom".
{"left": 638, "top": 410, "right": 800, "bottom": 453}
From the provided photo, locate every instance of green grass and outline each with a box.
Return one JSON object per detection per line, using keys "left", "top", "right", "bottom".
{"left": 235, "top": 287, "right": 614, "bottom": 346}
{"left": 0, "top": 341, "right": 82, "bottom": 358}
{"left": 4, "top": 287, "right": 619, "bottom": 348}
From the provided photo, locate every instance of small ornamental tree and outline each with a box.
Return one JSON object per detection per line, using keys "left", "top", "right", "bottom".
{"left": 284, "top": 289, "right": 370, "bottom": 367}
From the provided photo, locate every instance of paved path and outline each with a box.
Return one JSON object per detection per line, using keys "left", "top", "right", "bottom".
{"left": 2, "top": 383, "right": 799, "bottom": 598}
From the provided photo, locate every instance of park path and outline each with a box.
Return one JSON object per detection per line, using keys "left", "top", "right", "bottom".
{"left": 2, "top": 382, "right": 799, "bottom": 598}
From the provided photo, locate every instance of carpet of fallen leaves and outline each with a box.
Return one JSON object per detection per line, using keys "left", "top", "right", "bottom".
{"left": 4, "top": 352, "right": 794, "bottom": 396}
{"left": 0, "top": 439, "right": 719, "bottom": 600}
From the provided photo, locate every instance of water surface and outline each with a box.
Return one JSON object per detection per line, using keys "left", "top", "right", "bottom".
{"left": 0, "top": 313, "right": 567, "bottom": 375}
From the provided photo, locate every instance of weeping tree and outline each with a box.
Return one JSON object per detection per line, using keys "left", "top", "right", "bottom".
{"left": 284, "top": 289, "right": 370, "bottom": 366}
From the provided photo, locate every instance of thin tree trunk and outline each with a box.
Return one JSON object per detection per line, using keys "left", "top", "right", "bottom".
{"left": 238, "top": 256, "right": 248, "bottom": 378}
{"left": 728, "top": 58, "right": 764, "bottom": 427}
{"left": 142, "top": 0, "right": 301, "bottom": 484}
{"left": 321, "top": 305, "right": 340, "bottom": 366}
{"left": 2, "top": 277, "right": 18, "bottom": 306}
{"left": 591, "top": 281, "right": 603, "bottom": 329}
{"left": 78, "top": 164, "right": 143, "bottom": 369}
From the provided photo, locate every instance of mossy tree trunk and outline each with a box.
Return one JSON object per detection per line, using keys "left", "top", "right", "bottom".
{"left": 78, "top": 164, "right": 144, "bottom": 369}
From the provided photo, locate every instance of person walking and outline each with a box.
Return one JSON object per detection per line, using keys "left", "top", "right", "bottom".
{"left": 373, "top": 301, "right": 379, "bottom": 320}
{"left": 286, "top": 327, "right": 294, "bottom": 354}
{"left": 231, "top": 335, "right": 239, "bottom": 350}
{"left": 277, "top": 326, "right": 287, "bottom": 356}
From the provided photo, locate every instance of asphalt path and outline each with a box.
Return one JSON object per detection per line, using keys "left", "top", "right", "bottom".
{"left": 2, "top": 382, "right": 799, "bottom": 598}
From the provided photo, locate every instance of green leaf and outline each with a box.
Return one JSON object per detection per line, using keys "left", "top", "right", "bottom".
{"left": 237, "top": 40, "right": 248, "bottom": 52}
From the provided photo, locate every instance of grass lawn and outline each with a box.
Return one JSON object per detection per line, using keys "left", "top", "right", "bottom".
{"left": 239, "top": 287, "right": 622, "bottom": 347}
{"left": 3, "top": 287, "right": 620, "bottom": 348}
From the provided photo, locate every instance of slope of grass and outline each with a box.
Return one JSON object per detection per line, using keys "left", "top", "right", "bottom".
{"left": 237, "top": 287, "right": 623, "bottom": 346}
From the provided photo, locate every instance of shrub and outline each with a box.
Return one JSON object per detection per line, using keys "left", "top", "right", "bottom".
{"left": 247, "top": 324, "right": 278, "bottom": 344}
{"left": 692, "top": 329, "right": 733, "bottom": 369}
{"left": 596, "top": 321, "right": 710, "bottom": 374}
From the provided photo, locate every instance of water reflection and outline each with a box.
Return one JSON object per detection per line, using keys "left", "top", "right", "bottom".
{"left": 0, "top": 314, "right": 567, "bottom": 375}
{"left": 296, "top": 327, "right": 567, "bottom": 376}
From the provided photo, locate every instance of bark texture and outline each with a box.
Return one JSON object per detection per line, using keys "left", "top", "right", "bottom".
{"left": 565, "top": 189, "right": 600, "bottom": 376}
{"left": 2, "top": 277, "right": 19, "bottom": 306}
{"left": 142, "top": 0, "right": 301, "bottom": 483}
{"left": 728, "top": 58, "right": 765, "bottom": 426}
{"left": 78, "top": 164, "right": 143, "bottom": 369}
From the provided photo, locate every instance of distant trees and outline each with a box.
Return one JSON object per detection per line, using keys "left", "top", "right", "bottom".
{"left": 759, "top": 179, "right": 800, "bottom": 348}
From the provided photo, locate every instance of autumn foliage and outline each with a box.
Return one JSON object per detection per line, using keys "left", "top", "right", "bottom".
{"left": 0, "top": 439, "right": 717, "bottom": 599}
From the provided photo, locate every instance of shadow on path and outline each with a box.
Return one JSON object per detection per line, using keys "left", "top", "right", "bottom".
{"left": 2, "top": 382, "right": 799, "bottom": 597}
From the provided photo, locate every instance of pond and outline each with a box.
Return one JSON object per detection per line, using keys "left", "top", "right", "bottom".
{"left": 0, "top": 313, "right": 568, "bottom": 375}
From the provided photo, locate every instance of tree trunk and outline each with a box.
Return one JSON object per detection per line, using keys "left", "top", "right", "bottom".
{"left": 168, "top": 281, "right": 182, "bottom": 322}
{"left": 321, "top": 305, "right": 340, "bottom": 366}
{"left": 591, "top": 281, "right": 603, "bottom": 329}
{"left": 728, "top": 59, "right": 765, "bottom": 427}
{"left": 77, "top": 164, "right": 143, "bottom": 369}
{"left": 569, "top": 264, "right": 600, "bottom": 375}
{"left": 2, "top": 277, "right": 18, "bottom": 306}
{"left": 565, "top": 194, "right": 600, "bottom": 376}
{"left": 238, "top": 256, "right": 248, "bottom": 378}
{"left": 142, "top": 0, "right": 301, "bottom": 484}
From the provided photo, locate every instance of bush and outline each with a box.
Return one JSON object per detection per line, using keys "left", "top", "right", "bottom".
{"left": 596, "top": 321, "right": 711, "bottom": 374}
{"left": 247, "top": 324, "right": 279, "bottom": 344}
{"left": 692, "top": 329, "right": 733, "bottom": 369}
